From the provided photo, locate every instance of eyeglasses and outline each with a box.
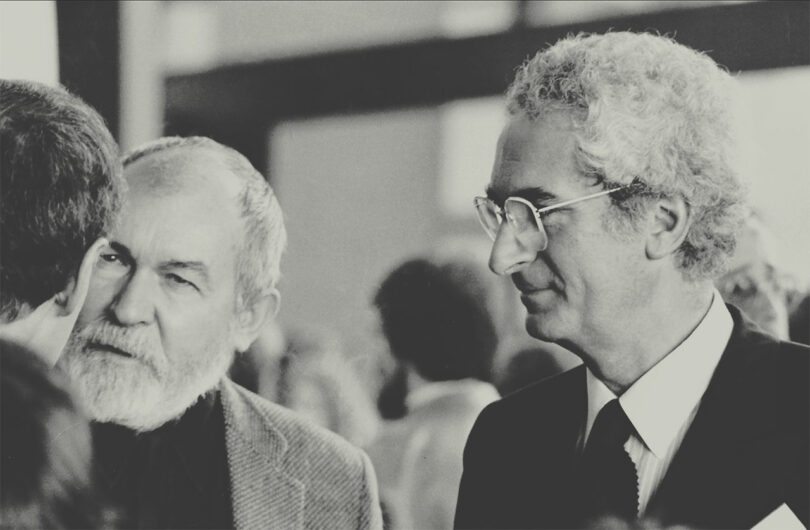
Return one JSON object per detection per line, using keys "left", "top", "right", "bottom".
{"left": 473, "top": 186, "right": 626, "bottom": 251}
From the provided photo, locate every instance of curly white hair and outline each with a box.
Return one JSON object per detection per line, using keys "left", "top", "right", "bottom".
{"left": 507, "top": 32, "right": 747, "bottom": 280}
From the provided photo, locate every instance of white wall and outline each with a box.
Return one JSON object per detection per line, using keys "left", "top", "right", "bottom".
{"left": 162, "top": 1, "right": 517, "bottom": 73}
{"left": 119, "top": 1, "right": 165, "bottom": 151}
{"left": 0, "top": 0, "right": 58, "bottom": 85}
{"left": 734, "top": 67, "right": 810, "bottom": 282}
{"left": 271, "top": 108, "right": 443, "bottom": 364}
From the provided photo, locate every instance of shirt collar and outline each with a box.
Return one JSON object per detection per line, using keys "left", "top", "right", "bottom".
{"left": 585, "top": 290, "right": 733, "bottom": 457}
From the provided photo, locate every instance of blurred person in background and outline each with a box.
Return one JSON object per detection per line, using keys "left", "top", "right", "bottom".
{"left": 0, "top": 79, "right": 120, "bottom": 365}
{"left": 276, "top": 325, "right": 379, "bottom": 447}
{"left": 235, "top": 322, "right": 379, "bottom": 448}
{"left": 1, "top": 340, "right": 113, "bottom": 529}
{"left": 367, "top": 258, "right": 500, "bottom": 530}
{"left": 56, "top": 136, "right": 382, "bottom": 529}
{"left": 456, "top": 32, "right": 808, "bottom": 529}
{"left": 715, "top": 211, "right": 795, "bottom": 340}
{"left": 228, "top": 316, "right": 286, "bottom": 395}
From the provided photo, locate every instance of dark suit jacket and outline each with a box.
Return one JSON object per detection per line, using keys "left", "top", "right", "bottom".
{"left": 454, "top": 306, "right": 809, "bottom": 529}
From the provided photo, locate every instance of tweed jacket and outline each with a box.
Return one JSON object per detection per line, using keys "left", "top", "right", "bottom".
{"left": 219, "top": 378, "right": 383, "bottom": 530}
{"left": 454, "top": 305, "right": 809, "bottom": 529}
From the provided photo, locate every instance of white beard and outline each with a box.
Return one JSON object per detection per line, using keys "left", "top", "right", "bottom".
{"left": 58, "top": 320, "right": 235, "bottom": 432}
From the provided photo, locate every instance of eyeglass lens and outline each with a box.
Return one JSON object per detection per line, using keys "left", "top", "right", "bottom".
{"left": 475, "top": 198, "right": 548, "bottom": 249}
{"left": 474, "top": 198, "right": 502, "bottom": 240}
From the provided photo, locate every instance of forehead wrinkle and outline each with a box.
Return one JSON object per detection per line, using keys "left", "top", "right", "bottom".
{"left": 489, "top": 149, "right": 559, "bottom": 202}
{"left": 118, "top": 152, "right": 245, "bottom": 286}
{"left": 490, "top": 113, "right": 591, "bottom": 208}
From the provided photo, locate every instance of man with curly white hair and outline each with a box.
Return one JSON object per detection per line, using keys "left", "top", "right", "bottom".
{"left": 455, "top": 32, "right": 808, "bottom": 529}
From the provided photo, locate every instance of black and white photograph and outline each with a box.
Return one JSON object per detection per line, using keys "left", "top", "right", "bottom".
{"left": 1, "top": 1, "right": 808, "bottom": 529}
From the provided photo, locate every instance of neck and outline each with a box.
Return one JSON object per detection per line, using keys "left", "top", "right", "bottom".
{"left": 570, "top": 279, "right": 715, "bottom": 395}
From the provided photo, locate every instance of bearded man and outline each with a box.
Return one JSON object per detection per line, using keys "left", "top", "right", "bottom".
{"left": 58, "top": 136, "right": 382, "bottom": 529}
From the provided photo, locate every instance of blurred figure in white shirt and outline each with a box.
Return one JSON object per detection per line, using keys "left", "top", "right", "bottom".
{"left": 716, "top": 212, "right": 794, "bottom": 340}
{"left": 366, "top": 258, "right": 500, "bottom": 530}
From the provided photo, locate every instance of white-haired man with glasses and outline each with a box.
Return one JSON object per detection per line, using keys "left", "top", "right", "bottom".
{"left": 454, "top": 32, "right": 808, "bottom": 529}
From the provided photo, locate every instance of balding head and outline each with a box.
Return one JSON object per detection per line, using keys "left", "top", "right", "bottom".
{"left": 122, "top": 137, "right": 287, "bottom": 309}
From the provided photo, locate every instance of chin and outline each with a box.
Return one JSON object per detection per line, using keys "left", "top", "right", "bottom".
{"left": 60, "top": 346, "right": 233, "bottom": 432}
{"left": 524, "top": 310, "right": 569, "bottom": 344}
{"left": 59, "top": 351, "right": 168, "bottom": 430}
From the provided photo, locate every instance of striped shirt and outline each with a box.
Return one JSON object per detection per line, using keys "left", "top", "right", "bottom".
{"left": 582, "top": 290, "right": 733, "bottom": 515}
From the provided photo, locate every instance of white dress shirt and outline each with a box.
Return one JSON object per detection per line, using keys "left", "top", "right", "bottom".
{"left": 582, "top": 290, "right": 733, "bottom": 516}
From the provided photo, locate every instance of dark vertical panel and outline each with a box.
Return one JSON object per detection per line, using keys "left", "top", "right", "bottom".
{"left": 56, "top": 1, "right": 120, "bottom": 139}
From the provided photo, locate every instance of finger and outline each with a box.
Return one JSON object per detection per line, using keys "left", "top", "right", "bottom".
{"left": 64, "top": 237, "right": 108, "bottom": 314}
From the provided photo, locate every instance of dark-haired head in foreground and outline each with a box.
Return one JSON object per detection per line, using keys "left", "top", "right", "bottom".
{"left": 0, "top": 79, "right": 121, "bottom": 364}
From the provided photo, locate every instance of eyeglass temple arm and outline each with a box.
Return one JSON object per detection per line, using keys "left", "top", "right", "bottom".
{"left": 534, "top": 186, "right": 626, "bottom": 216}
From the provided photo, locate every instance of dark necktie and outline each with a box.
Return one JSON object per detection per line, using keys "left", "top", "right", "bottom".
{"left": 579, "top": 399, "right": 639, "bottom": 522}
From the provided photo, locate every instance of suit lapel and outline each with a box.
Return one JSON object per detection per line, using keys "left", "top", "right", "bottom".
{"left": 648, "top": 307, "right": 789, "bottom": 528}
{"left": 220, "top": 380, "right": 305, "bottom": 530}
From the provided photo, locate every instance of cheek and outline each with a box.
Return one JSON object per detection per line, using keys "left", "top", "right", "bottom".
{"left": 553, "top": 241, "right": 632, "bottom": 302}
{"left": 540, "top": 239, "right": 591, "bottom": 291}
{"left": 156, "top": 301, "right": 236, "bottom": 355}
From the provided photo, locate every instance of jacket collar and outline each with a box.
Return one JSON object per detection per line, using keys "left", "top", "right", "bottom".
{"left": 646, "top": 305, "right": 794, "bottom": 527}
{"left": 585, "top": 291, "right": 733, "bottom": 458}
{"left": 219, "top": 379, "right": 305, "bottom": 530}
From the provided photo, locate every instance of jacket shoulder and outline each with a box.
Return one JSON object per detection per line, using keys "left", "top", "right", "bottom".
{"left": 221, "top": 380, "right": 383, "bottom": 529}
{"left": 477, "top": 365, "right": 584, "bottom": 426}
{"left": 462, "top": 365, "right": 585, "bottom": 460}
{"left": 225, "top": 380, "right": 371, "bottom": 472}
{"left": 725, "top": 308, "right": 809, "bottom": 404}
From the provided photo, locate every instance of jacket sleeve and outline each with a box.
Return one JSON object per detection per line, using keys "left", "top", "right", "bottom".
{"left": 453, "top": 407, "right": 495, "bottom": 530}
{"left": 357, "top": 450, "right": 384, "bottom": 530}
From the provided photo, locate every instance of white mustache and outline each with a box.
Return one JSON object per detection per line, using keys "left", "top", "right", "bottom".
{"left": 76, "top": 321, "right": 163, "bottom": 369}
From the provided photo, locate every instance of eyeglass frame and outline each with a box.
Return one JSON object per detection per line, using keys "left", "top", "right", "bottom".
{"left": 473, "top": 186, "right": 627, "bottom": 245}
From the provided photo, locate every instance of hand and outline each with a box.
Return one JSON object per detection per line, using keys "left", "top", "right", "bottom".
{"left": 0, "top": 237, "right": 108, "bottom": 366}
